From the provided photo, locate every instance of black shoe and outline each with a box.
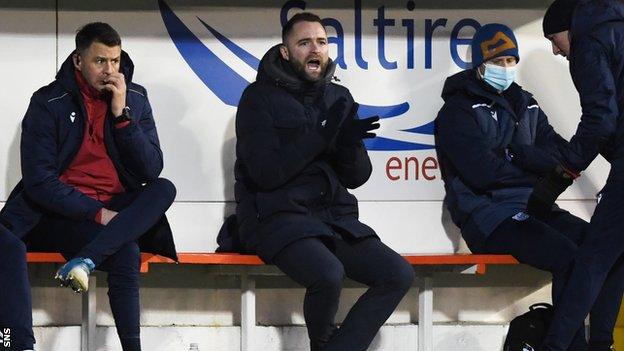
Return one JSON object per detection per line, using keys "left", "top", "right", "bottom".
{"left": 310, "top": 326, "right": 338, "bottom": 351}
{"left": 588, "top": 341, "right": 615, "bottom": 351}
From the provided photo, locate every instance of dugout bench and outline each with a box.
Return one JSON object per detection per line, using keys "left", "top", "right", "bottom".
{"left": 26, "top": 252, "right": 519, "bottom": 351}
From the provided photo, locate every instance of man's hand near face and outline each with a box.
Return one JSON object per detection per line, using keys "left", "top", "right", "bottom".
{"left": 103, "top": 72, "right": 127, "bottom": 117}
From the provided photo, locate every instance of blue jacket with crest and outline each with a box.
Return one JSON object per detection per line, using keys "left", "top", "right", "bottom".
{"left": 435, "top": 70, "right": 568, "bottom": 251}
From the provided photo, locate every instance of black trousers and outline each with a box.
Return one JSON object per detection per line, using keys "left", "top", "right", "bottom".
{"left": 541, "top": 175, "right": 624, "bottom": 351}
{"left": 1, "top": 178, "right": 175, "bottom": 351}
{"left": 272, "top": 235, "right": 415, "bottom": 351}
{"left": 486, "top": 210, "right": 624, "bottom": 351}
{"left": 0, "top": 227, "right": 33, "bottom": 351}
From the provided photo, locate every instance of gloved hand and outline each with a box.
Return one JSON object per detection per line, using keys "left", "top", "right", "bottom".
{"left": 319, "top": 97, "right": 346, "bottom": 144}
{"left": 526, "top": 165, "right": 575, "bottom": 220}
{"left": 336, "top": 103, "right": 380, "bottom": 145}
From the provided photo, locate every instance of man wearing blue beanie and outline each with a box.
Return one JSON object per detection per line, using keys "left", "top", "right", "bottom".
{"left": 534, "top": 0, "right": 624, "bottom": 350}
{"left": 470, "top": 23, "right": 520, "bottom": 91}
{"left": 436, "top": 23, "right": 608, "bottom": 350}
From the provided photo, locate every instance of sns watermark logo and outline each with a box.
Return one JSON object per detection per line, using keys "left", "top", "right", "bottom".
{"left": 157, "top": 0, "right": 483, "bottom": 151}
{"left": 0, "top": 328, "right": 10, "bottom": 348}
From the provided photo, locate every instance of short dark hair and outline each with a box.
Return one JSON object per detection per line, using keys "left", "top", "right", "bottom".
{"left": 281, "top": 12, "right": 325, "bottom": 43}
{"left": 75, "top": 22, "right": 121, "bottom": 54}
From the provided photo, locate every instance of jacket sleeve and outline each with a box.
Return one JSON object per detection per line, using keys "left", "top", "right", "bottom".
{"left": 112, "top": 90, "right": 164, "bottom": 182}
{"left": 329, "top": 142, "right": 372, "bottom": 189}
{"left": 436, "top": 103, "right": 536, "bottom": 191}
{"left": 561, "top": 35, "right": 619, "bottom": 173}
{"left": 534, "top": 107, "right": 569, "bottom": 154}
{"left": 510, "top": 107, "right": 565, "bottom": 176}
{"left": 236, "top": 87, "right": 327, "bottom": 191}
{"left": 21, "top": 95, "right": 103, "bottom": 220}
{"left": 329, "top": 98, "right": 373, "bottom": 189}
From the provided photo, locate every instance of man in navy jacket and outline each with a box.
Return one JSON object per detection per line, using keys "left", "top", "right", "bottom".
{"left": 535, "top": 0, "right": 624, "bottom": 349}
{"left": 234, "top": 12, "right": 414, "bottom": 351}
{"left": 436, "top": 23, "right": 624, "bottom": 351}
{"left": 0, "top": 23, "right": 176, "bottom": 351}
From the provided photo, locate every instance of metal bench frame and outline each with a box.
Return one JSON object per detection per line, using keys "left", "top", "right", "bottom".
{"left": 27, "top": 252, "right": 518, "bottom": 351}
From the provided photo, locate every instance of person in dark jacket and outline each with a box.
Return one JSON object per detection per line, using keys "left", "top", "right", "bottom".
{"left": 0, "top": 22, "right": 177, "bottom": 351}
{"left": 234, "top": 12, "right": 414, "bottom": 351}
{"left": 436, "top": 23, "right": 624, "bottom": 351}
{"left": 534, "top": 0, "right": 624, "bottom": 350}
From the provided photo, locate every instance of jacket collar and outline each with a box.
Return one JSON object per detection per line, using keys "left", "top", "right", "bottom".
{"left": 74, "top": 69, "right": 103, "bottom": 100}
{"left": 256, "top": 44, "right": 337, "bottom": 95}
{"left": 441, "top": 69, "right": 531, "bottom": 119}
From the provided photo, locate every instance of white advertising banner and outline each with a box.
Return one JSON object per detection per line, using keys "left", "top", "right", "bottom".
{"left": 0, "top": 1, "right": 608, "bottom": 252}
{"left": 0, "top": 3, "right": 56, "bottom": 199}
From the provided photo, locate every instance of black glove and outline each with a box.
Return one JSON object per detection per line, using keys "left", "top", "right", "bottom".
{"left": 336, "top": 103, "right": 380, "bottom": 145}
{"left": 526, "top": 165, "right": 575, "bottom": 220}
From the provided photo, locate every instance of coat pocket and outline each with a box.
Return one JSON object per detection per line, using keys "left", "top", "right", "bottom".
{"left": 255, "top": 189, "right": 308, "bottom": 221}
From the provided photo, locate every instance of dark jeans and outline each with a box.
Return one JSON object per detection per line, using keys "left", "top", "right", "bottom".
{"left": 272, "top": 235, "right": 415, "bottom": 351}
{"left": 541, "top": 176, "right": 624, "bottom": 351}
{"left": 2, "top": 178, "right": 175, "bottom": 351}
{"left": 484, "top": 211, "right": 591, "bottom": 350}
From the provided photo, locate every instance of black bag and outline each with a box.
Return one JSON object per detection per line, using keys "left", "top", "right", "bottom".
{"left": 504, "top": 303, "right": 553, "bottom": 351}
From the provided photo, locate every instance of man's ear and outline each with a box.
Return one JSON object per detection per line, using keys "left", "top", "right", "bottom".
{"left": 73, "top": 53, "right": 81, "bottom": 71}
{"left": 279, "top": 45, "right": 289, "bottom": 61}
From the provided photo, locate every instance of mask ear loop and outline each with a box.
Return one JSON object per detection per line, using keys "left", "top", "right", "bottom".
{"left": 476, "top": 64, "right": 486, "bottom": 80}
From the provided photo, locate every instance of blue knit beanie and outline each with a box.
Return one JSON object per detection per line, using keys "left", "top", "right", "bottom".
{"left": 471, "top": 23, "right": 520, "bottom": 68}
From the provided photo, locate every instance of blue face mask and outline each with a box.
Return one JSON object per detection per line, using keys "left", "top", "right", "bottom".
{"left": 482, "top": 63, "right": 516, "bottom": 91}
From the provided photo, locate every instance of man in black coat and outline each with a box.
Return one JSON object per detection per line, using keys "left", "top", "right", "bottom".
{"left": 534, "top": 0, "right": 624, "bottom": 350}
{"left": 0, "top": 23, "right": 176, "bottom": 351}
{"left": 234, "top": 12, "right": 414, "bottom": 351}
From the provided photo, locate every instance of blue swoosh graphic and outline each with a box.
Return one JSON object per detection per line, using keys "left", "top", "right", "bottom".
{"left": 358, "top": 102, "right": 409, "bottom": 119}
{"left": 197, "top": 17, "right": 261, "bottom": 71}
{"left": 365, "top": 137, "right": 434, "bottom": 151}
{"left": 159, "top": 0, "right": 434, "bottom": 151}
{"left": 159, "top": 0, "right": 249, "bottom": 106}
{"left": 402, "top": 120, "right": 435, "bottom": 135}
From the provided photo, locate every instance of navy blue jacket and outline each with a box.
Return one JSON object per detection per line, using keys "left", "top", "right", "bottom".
{"left": 562, "top": 0, "right": 624, "bottom": 172}
{"left": 436, "top": 70, "right": 568, "bottom": 251}
{"left": 0, "top": 52, "right": 177, "bottom": 260}
{"left": 234, "top": 45, "right": 376, "bottom": 261}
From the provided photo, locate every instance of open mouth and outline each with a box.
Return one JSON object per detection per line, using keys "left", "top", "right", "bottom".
{"left": 306, "top": 58, "right": 321, "bottom": 72}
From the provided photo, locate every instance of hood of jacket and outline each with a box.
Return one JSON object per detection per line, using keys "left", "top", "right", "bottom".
{"left": 256, "top": 44, "right": 337, "bottom": 94}
{"left": 56, "top": 49, "right": 135, "bottom": 94}
{"left": 441, "top": 69, "right": 533, "bottom": 119}
{"left": 572, "top": 0, "right": 624, "bottom": 38}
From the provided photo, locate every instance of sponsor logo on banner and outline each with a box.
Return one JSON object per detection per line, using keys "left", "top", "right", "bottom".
{"left": 158, "top": 0, "right": 488, "bottom": 187}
